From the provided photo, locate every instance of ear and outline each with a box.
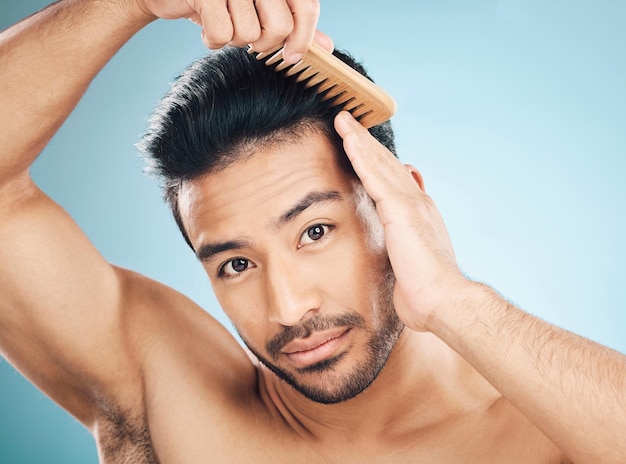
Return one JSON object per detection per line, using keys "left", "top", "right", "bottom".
{"left": 405, "top": 164, "right": 425, "bottom": 192}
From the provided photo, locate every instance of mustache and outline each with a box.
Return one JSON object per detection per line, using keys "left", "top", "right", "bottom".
{"left": 266, "top": 313, "right": 366, "bottom": 361}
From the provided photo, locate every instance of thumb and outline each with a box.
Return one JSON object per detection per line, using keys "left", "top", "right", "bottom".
{"left": 313, "top": 30, "right": 334, "bottom": 53}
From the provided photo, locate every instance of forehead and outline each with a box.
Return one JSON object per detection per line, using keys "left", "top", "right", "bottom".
{"left": 178, "top": 131, "right": 354, "bottom": 248}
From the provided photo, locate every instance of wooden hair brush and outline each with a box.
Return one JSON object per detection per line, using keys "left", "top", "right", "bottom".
{"left": 249, "top": 42, "right": 396, "bottom": 129}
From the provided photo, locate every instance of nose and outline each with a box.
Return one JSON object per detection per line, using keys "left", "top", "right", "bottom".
{"left": 265, "top": 257, "right": 322, "bottom": 326}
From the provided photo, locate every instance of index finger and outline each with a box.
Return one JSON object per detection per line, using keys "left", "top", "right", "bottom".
{"left": 334, "top": 111, "right": 412, "bottom": 203}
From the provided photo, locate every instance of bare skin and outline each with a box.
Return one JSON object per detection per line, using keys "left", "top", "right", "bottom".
{"left": 1, "top": 1, "right": 625, "bottom": 463}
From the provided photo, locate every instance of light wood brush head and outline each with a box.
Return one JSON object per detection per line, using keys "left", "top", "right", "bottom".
{"left": 249, "top": 43, "right": 396, "bottom": 129}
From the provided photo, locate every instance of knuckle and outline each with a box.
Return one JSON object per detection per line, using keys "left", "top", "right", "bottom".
{"left": 203, "top": 25, "right": 234, "bottom": 49}
{"left": 271, "top": 16, "right": 295, "bottom": 37}
{"left": 236, "top": 24, "right": 262, "bottom": 44}
{"left": 203, "top": 33, "right": 232, "bottom": 49}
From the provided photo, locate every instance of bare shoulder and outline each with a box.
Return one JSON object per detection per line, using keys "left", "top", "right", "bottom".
{"left": 118, "top": 266, "right": 251, "bottom": 364}
{"left": 94, "top": 267, "right": 261, "bottom": 461}
{"left": 484, "top": 396, "right": 572, "bottom": 464}
{"left": 111, "top": 266, "right": 256, "bottom": 397}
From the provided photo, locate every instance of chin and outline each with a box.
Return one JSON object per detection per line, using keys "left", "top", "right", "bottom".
{"left": 250, "top": 326, "right": 404, "bottom": 405}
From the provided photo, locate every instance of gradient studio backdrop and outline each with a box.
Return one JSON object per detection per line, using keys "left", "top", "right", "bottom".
{"left": 1, "top": 0, "right": 625, "bottom": 462}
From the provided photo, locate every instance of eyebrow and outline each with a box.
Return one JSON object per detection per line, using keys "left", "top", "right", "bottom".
{"left": 197, "top": 239, "right": 250, "bottom": 263}
{"left": 196, "top": 189, "right": 344, "bottom": 263}
{"left": 274, "top": 190, "right": 344, "bottom": 228}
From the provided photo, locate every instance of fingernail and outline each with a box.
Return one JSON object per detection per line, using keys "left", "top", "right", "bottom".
{"left": 283, "top": 52, "right": 303, "bottom": 64}
{"left": 340, "top": 111, "right": 357, "bottom": 124}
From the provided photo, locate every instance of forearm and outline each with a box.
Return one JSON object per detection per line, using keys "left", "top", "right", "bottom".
{"left": 0, "top": 0, "right": 153, "bottom": 184}
{"left": 430, "top": 282, "right": 626, "bottom": 463}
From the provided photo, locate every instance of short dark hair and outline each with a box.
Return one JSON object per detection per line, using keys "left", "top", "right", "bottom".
{"left": 138, "top": 46, "right": 396, "bottom": 248}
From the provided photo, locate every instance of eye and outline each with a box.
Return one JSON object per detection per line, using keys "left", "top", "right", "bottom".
{"left": 219, "top": 258, "right": 250, "bottom": 278}
{"left": 299, "top": 224, "right": 332, "bottom": 246}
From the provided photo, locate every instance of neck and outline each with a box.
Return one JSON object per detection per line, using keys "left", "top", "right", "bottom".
{"left": 259, "top": 328, "right": 499, "bottom": 443}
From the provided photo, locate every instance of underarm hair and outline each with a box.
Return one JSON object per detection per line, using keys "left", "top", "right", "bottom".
{"left": 95, "top": 399, "right": 159, "bottom": 464}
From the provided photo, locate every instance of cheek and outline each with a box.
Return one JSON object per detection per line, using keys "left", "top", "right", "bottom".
{"left": 212, "top": 282, "right": 267, "bottom": 340}
{"left": 315, "top": 229, "right": 378, "bottom": 307}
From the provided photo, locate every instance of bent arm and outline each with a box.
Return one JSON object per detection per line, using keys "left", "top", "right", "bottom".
{"left": 0, "top": 0, "right": 320, "bottom": 178}
{"left": 0, "top": 0, "right": 157, "bottom": 426}
{"left": 432, "top": 282, "right": 626, "bottom": 464}
{"left": 335, "top": 110, "right": 626, "bottom": 464}
{"left": 0, "top": 0, "right": 153, "bottom": 184}
{"left": 1, "top": 0, "right": 319, "bottom": 428}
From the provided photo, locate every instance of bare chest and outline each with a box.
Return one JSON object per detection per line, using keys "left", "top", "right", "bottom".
{"left": 102, "top": 323, "right": 565, "bottom": 463}
{"left": 96, "top": 405, "right": 566, "bottom": 464}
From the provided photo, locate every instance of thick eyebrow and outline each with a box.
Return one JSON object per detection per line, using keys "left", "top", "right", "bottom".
{"left": 195, "top": 190, "right": 343, "bottom": 263}
{"left": 197, "top": 239, "right": 249, "bottom": 263}
{"left": 274, "top": 190, "right": 344, "bottom": 228}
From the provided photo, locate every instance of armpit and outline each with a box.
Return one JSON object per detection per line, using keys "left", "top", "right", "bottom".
{"left": 95, "top": 399, "right": 159, "bottom": 464}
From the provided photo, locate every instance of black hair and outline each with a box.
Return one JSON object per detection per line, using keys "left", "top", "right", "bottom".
{"left": 138, "top": 46, "right": 396, "bottom": 249}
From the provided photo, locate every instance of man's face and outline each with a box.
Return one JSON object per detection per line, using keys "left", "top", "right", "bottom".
{"left": 178, "top": 130, "right": 403, "bottom": 404}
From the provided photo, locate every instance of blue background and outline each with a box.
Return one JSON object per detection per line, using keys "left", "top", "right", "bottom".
{"left": 1, "top": 0, "right": 624, "bottom": 461}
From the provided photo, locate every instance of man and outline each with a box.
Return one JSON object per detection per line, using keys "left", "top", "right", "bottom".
{"left": 0, "top": 1, "right": 624, "bottom": 463}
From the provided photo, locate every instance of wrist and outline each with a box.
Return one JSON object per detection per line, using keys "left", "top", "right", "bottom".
{"left": 85, "top": 0, "right": 157, "bottom": 32}
{"left": 425, "top": 280, "right": 504, "bottom": 350}
{"left": 103, "top": 0, "right": 158, "bottom": 30}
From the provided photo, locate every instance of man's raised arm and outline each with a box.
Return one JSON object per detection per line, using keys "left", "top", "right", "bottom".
{"left": 335, "top": 110, "right": 626, "bottom": 464}
{"left": 0, "top": 0, "right": 149, "bottom": 182}
{"left": 0, "top": 0, "right": 319, "bottom": 428}
{"left": 0, "top": 0, "right": 319, "bottom": 179}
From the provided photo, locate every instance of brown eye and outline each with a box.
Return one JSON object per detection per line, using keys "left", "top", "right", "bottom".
{"left": 220, "top": 258, "right": 249, "bottom": 277}
{"left": 300, "top": 224, "right": 332, "bottom": 246}
{"left": 231, "top": 259, "right": 248, "bottom": 272}
{"left": 307, "top": 225, "right": 325, "bottom": 241}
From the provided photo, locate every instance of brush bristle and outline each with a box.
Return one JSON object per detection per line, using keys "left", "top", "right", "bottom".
{"left": 248, "top": 43, "right": 396, "bottom": 128}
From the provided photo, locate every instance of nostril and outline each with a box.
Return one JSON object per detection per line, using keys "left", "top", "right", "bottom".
{"left": 265, "top": 261, "right": 322, "bottom": 327}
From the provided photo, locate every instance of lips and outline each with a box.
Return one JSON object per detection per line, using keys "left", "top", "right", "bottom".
{"left": 281, "top": 327, "right": 351, "bottom": 368}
